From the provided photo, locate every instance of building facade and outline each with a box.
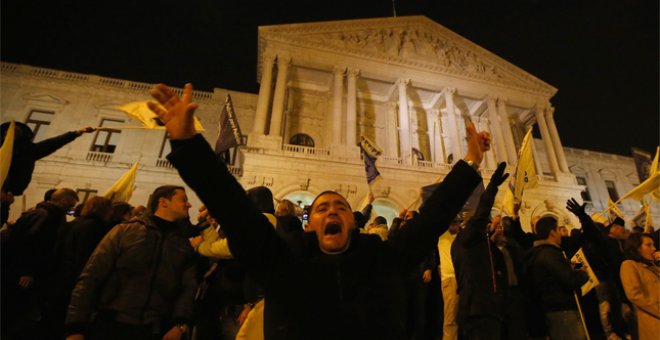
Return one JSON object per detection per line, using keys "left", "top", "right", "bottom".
{"left": 1, "top": 16, "right": 656, "bottom": 228}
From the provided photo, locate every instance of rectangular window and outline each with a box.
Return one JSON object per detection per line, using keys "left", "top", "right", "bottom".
{"left": 159, "top": 132, "right": 171, "bottom": 158}
{"left": 76, "top": 189, "right": 97, "bottom": 204}
{"left": 605, "top": 180, "right": 619, "bottom": 202}
{"left": 91, "top": 119, "right": 124, "bottom": 153}
{"left": 576, "top": 176, "right": 592, "bottom": 202}
{"left": 25, "top": 110, "right": 55, "bottom": 142}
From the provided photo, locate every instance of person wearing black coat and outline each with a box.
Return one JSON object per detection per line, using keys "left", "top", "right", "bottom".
{"left": 451, "top": 162, "right": 509, "bottom": 340}
{"left": 0, "top": 121, "right": 95, "bottom": 226}
{"left": 0, "top": 188, "right": 79, "bottom": 339}
{"left": 148, "top": 83, "right": 491, "bottom": 339}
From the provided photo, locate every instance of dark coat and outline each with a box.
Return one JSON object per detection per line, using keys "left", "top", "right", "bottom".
{"left": 167, "top": 134, "right": 482, "bottom": 340}
{"left": 1, "top": 122, "right": 80, "bottom": 196}
{"left": 2, "top": 201, "right": 67, "bottom": 280}
{"left": 451, "top": 181, "right": 507, "bottom": 323}
{"left": 523, "top": 242, "right": 589, "bottom": 312}
{"left": 65, "top": 216, "right": 197, "bottom": 335}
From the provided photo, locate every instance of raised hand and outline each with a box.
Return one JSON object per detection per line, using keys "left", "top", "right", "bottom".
{"left": 147, "top": 83, "right": 199, "bottom": 140}
{"left": 566, "top": 198, "right": 586, "bottom": 217}
{"left": 464, "top": 122, "right": 492, "bottom": 166}
{"left": 487, "top": 162, "right": 509, "bottom": 189}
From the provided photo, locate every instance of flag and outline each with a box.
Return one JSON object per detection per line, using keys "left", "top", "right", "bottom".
{"left": 607, "top": 197, "right": 625, "bottom": 223}
{"left": 650, "top": 147, "right": 660, "bottom": 201}
{"left": 502, "top": 128, "right": 537, "bottom": 215}
{"left": 119, "top": 101, "right": 205, "bottom": 131}
{"left": 631, "top": 147, "right": 653, "bottom": 182}
{"left": 630, "top": 199, "right": 653, "bottom": 228}
{"left": 619, "top": 172, "right": 660, "bottom": 202}
{"left": 104, "top": 162, "right": 139, "bottom": 202}
{"left": 359, "top": 135, "right": 382, "bottom": 185}
{"left": 214, "top": 94, "right": 243, "bottom": 155}
{"left": 0, "top": 121, "right": 15, "bottom": 189}
{"left": 570, "top": 248, "right": 600, "bottom": 296}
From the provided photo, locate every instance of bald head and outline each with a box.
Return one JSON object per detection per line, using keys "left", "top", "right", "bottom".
{"left": 50, "top": 188, "right": 78, "bottom": 211}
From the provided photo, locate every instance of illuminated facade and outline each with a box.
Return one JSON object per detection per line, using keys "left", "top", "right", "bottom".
{"left": 1, "top": 16, "right": 656, "bottom": 228}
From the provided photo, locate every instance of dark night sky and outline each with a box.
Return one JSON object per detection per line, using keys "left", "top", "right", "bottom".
{"left": 2, "top": 0, "right": 658, "bottom": 156}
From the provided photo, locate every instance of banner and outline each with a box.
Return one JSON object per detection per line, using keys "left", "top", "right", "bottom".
{"left": 571, "top": 248, "right": 600, "bottom": 296}
{"left": 0, "top": 121, "right": 16, "bottom": 189}
{"left": 214, "top": 94, "right": 244, "bottom": 155}
{"left": 104, "top": 162, "right": 139, "bottom": 203}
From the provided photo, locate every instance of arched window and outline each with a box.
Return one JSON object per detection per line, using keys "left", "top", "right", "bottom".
{"left": 289, "top": 133, "right": 315, "bottom": 147}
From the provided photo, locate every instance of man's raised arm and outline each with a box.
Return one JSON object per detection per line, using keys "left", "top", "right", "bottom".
{"left": 148, "top": 83, "right": 280, "bottom": 275}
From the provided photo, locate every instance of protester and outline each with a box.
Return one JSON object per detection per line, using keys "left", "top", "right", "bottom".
{"left": 366, "top": 215, "right": 389, "bottom": 241}
{"left": 620, "top": 233, "right": 660, "bottom": 340}
{"left": 49, "top": 196, "right": 114, "bottom": 338}
{"left": 567, "top": 199, "right": 633, "bottom": 339}
{"left": 64, "top": 185, "right": 197, "bottom": 340}
{"left": 148, "top": 82, "right": 490, "bottom": 339}
{"left": 275, "top": 199, "right": 296, "bottom": 218}
{"left": 437, "top": 217, "right": 461, "bottom": 340}
{"left": 523, "top": 215, "right": 590, "bottom": 340}
{"left": 0, "top": 122, "right": 95, "bottom": 226}
{"left": 1, "top": 188, "right": 79, "bottom": 339}
{"left": 451, "top": 162, "right": 509, "bottom": 340}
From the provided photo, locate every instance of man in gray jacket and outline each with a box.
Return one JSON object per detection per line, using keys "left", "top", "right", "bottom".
{"left": 65, "top": 185, "right": 197, "bottom": 340}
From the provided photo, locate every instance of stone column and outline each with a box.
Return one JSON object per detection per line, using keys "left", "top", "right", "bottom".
{"left": 486, "top": 96, "right": 508, "bottom": 164}
{"left": 544, "top": 106, "right": 570, "bottom": 173}
{"left": 397, "top": 79, "right": 412, "bottom": 164}
{"left": 480, "top": 116, "right": 496, "bottom": 168}
{"left": 430, "top": 109, "right": 445, "bottom": 163}
{"left": 535, "top": 107, "right": 560, "bottom": 177}
{"left": 253, "top": 52, "right": 275, "bottom": 134}
{"left": 331, "top": 67, "right": 345, "bottom": 145}
{"left": 346, "top": 68, "right": 359, "bottom": 146}
{"left": 444, "top": 88, "right": 462, "bottom": 162}
{"left": 497, "top": 98, "right": 519, "bottom": 163}
{"left": 386, "top": 102, "right": 399, "bottom": 158}
{"left": 269, "top": 55, "right": 291, "bottom": 136}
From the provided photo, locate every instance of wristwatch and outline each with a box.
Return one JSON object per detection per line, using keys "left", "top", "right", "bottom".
{"left": 464, "top": 159, "right": 480, "bottom": 172}
{"left": 177, "top": 323, "right": 189, "bottom": 334}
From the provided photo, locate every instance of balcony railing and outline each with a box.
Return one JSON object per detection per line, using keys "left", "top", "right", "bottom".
{"left": 156, "top": 158, "right": 174, "bottom": 169}
{"left": 86, "top": 151, "right": 113, "bottom": 163}
{"left": 282, "top": 144, "right": 330, "bottom": 157}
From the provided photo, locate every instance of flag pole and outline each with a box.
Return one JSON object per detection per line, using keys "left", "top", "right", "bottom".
{"left": 573, "top": 292, "right": 591, "bottom": 340}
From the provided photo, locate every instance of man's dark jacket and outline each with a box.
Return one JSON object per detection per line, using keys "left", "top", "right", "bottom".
{"left": 167, "top": 134, "right": 482, "bottom": 340}
{"left": 523, "top": 241, "right": 589, "bottom": 312}
{"left": 451, "top": 179, "right": 507, "bottom": 323}
{"left": 65, "top": 216, "right": 197, "bottom": 335}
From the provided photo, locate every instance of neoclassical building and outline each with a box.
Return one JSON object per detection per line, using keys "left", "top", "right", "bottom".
{"left": 1, "top": 16, "right": 656, "bottom": 228}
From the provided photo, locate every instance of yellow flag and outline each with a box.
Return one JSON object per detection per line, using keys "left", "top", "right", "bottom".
{"left": 502, "top": 128, "right": 537, "bottom": 215}
{"left": 620, "top": 172, "right": 660, "bottom": 202}
{"left": 104, "top": 162, "right": 139, "bottom": 202}
{"left": 607, "top": 197, "right": 625, "bottom": 222}
{"left": 0, "top": 121, "right": 16, "bottom": 189}
{"left": 631, "top": 199, "right": 653, "bottom": 229}
{"left": 118, "top": 101, "right": 205, "bottom": 131}
{"left": 650, "top": 147, "right": 660, "bottom": 201}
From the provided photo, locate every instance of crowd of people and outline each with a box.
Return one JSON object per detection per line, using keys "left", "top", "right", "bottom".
{"left": 0, "top": 83, "right": 658, "bottom": 340}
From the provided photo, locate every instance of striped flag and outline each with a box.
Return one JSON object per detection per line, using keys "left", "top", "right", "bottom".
{"left": 359, "top": 135, "right": 382, "bottom": 185}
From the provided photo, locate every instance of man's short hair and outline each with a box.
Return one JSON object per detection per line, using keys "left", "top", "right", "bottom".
{"left": 246, "top": 186, "right": 274, "bottom": 214}
{"left": 310, "top": 191, "right": 352, "bottom": 211}
{"left": 606, "top": 217, "right": 625, "bottom": 232}
{"left": 148, "top": 185, "right": 185, "bottom": 214}
{"left": 50, "top": 188, "right": 78, "bottom": 204}
{"left": 44, "top": 188, "right": 57, "bottom": 202}
{"left": 535, "top": 216, "right": 558, "bottom": 239}
{"left": 373, "top": 216, "right": 387, "bottom": 225}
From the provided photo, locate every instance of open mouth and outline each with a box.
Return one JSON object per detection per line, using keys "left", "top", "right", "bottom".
{"left": 325, "top": 222, "right": 341, "bottom": 235}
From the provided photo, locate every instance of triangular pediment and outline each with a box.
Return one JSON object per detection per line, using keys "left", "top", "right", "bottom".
{"left": 259, "top": 16, "right": 556, "bottom": 96}
{"left": 23, "top": 93, "right": 69, "bottom": 105}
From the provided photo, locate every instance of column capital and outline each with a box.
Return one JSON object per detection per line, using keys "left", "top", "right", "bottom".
{"left": 397, "top": 78, "right": 411, "bottom": 87}
{"left": 333, "top": 66, "right": 346, "bottom": 76}
{"left": 443, "top": 87, "right": 456, "bottom": 95}
{"left": 276, "top": 54, "right": 292, "bottom": 66}
{"left": 497, "top": 97, "right": 508, "bottom": 105}
{"left": 347, "top": 68, "right": 361, "bottom": 77}
{"left": 262, "top": 50, "right": 276, "bottom": 64}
